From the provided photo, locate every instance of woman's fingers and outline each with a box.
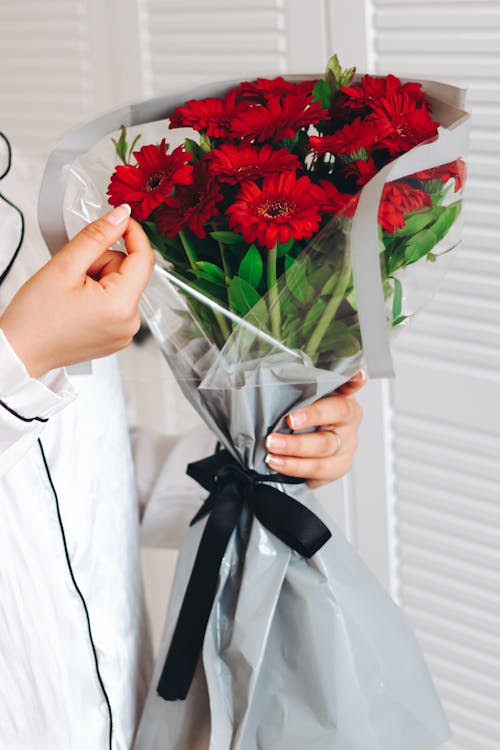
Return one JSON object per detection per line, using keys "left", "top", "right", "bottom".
{"left": 286, "top": 392, "right": 363, "bottom": 431}
{"left": 86, "top": 249, "right": 125, "bottom": 280}
{"left": 54, "top": 204, "right": 132, "bottom": 280}
{"left": 266, "top": 426, "right": 345, "bottom": 459}
{"left": 266, "top": 388, "right": 364, "bottom": 485}
{"left": 336, "top": 369, "right": 367, "bottom": 395}
{"left": 113, "top": 218, "right": 156, "bottom": 301}
{"left": 265, "top": 451, "right": 351, "bottom": 483}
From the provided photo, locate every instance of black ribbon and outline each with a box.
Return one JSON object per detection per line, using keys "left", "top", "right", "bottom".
{"left": 156, "top": 449, "right": 332, "bottom": 701}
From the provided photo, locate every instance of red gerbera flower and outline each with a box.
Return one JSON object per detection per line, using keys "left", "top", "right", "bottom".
{"left": 344, "top": 157, "right": 378, "bottom": 186}
{"left": 208, "top": 143, "right": 301, "bottom": 184}
{"left": 316, "top": 180, "right": 359, "bottom": 218}
{"left": 341, "top": 74, "right": 426, "bottom": 111}
{"left": 169, "top": 90, "right": 247, "bottom": 139}
{"left": 236, "top": 77, "right": 317, "bottom": 102}
{"left": 107, "top": 141, "right": 192, "bottom": 221}
{"left": 415, "top": 158, "right": 466, "bottom": 192}
{"left": 226, "top": 171, "right": 323, "bottom": 249}
{"left": 231, "top": 93, "right": 328, "bottom": 143}
{"left": 379, "top": 181, "right": 432, "bottom": 233}
{"left": 155, "top": 161, "right": 223, "bottom": 239}
{"left": 309, "top": 117, "right": 381, "bottom": 156}
{"left": 370, "top": 92, "right": 439, "bottom": 156}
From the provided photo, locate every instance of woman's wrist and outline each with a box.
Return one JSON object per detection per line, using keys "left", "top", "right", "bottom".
{"left": 0, "top": 317, "right": 47, "bottom": 379}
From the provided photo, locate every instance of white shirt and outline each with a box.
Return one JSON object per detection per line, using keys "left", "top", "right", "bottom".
{"left": 0, "top": 141, "right": 209, "bottom": 749}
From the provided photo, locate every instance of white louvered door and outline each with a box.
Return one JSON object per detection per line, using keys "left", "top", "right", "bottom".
{"left": 369, "top": 2, "right": 500, "bottom": 749}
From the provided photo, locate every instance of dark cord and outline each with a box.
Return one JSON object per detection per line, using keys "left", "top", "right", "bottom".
{"left": 37, "top": 439, "right": 114, "bottom": 750}
{"left": 0, "top": 132, "right": 25, "bottom": 285}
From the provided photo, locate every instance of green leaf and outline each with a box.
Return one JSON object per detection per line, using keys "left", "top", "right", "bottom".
{"left": 184, "top": 138, "right": 203, "bottom": 159}
{"left": 318, "top": 320, "right": 361, "bottom": 357}
{"left": 432, "top": 201, "right": 462, "bottom": 239}
{"left": 277, "top": 238, "right": 295, "bottom": 257}
{"left": 285, "top": 258, "right": 314, "bottom": 303}
{"left": 325, "top": 54, "right": 342, "bottom": 91}
{"left": 391, "top": 208, "right": 435, "bottom": 237}
{"left": 312, "top": 79, "right": 331, "bottom": 109}
{"left": 199, "top": 132, "right": 212, "bottom": 153}
{"left": 404, "top": 202, "right": 461, "bottom": 265}
{"left": 111, "top": 125, "right": 129, "bottom": 164}
{"left": 194, "top": 261, "right": 225, "bottom": 286}
{"left": 325, "top": 54, "right": 356, "bottom": 95}
{"left": 340, "top": 66, "right": 356, "bottom": 88}
{"left": 190, "top": 278, "right": 227, "bottom": 306}
{"left": 319, "top": 270, "right": 340, "bottom": 296}
{"left": 403, "top": 229, "right": 437, "bottom": 264}
{"left": 127, "top": 133, "right": 142, "bottom": 162}
{"left": 238, "top": 244, "right": 263, "bottom": 288}
{"left": 391, "top": 276, "right": 403, "bottom": 321}
{"left": 420, "top": 178, "right": 446, "bottom": 195}
{"left": 228, "top": 277, "right": 262, "bottom": 316}
{"left": 392, "top": 315, "right": 408, "bottom": 327}
{"left": 210, "top": 231, "right": 245, "bottom": 245}
{"left": 302, "top": 298, "right": 326, "bottom": 338}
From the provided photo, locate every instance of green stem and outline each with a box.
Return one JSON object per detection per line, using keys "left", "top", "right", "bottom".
{"left": 213, "top": 309, "right": 231, "bottom": 341}
{"left": 267, "top": 243, "right": 281, "bottom": 340}
{"left": 218, "top": 241, "right": 231, "bottom": 280}
{"left": 179, "top": 229, "right": 230, "bottom": 343}
{"left": 179, "top": 229, "right": 197, "bottom": 269}
{"left": 304, "top": 251, "right": 352, "bottom": 362}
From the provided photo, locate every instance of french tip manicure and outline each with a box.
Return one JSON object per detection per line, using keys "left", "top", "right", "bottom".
{"left": 265, "top": 453, "right": 284, "bottom": 468}
{"left": 289, "top": 411, "right": 306, "bottom": 430}
{"left": 104, "top": 203, "right": 131, "bottom": 225}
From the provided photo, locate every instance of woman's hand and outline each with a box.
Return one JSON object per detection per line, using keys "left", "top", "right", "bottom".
{"left": 265, "top": 370, "right": 365, "bottom": 488}
{"left": 0, "top": 204, "right": 155, "bottom": 378}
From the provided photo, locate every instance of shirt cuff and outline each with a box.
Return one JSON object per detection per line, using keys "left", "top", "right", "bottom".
{"left": 0, "top": 328, "right": 76, "bottom": 421}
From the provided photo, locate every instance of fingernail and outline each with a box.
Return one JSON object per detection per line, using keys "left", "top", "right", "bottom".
{"left": 265, "top": 454, "right": 285, "bottom": 468}
{"left": 289, "top": 410, "right": 306, "bottom": 429}
{"left": 104, "top": 203, "right": 131, "bottom": 225}
{"left": 266, "top": 434, "right": 286, "bottom": 451}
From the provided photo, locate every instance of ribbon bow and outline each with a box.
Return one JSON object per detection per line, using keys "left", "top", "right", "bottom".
{"left": 157, "top": 449, "right": 332, "bottom": 701}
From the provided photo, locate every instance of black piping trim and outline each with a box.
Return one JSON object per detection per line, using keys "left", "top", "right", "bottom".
{"left": 0, "top": 132, "right": 25, "bottom": 286}
{"left": 0, "top": 398, "right": 48, "bottom": 424}
{"left": 37, "top": 439, "right": 114, "bottom": 750}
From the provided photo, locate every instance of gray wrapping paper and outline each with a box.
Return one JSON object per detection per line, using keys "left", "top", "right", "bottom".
{"left": 132, "top": 315, "right": 450, "bottom": 750}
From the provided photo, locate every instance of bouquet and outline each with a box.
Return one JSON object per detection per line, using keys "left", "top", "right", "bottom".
{"left": 39, "top": 55, "right": 470, "bottom": 750}
{"left": 106, "top": 57, "right": 465, "bottom": 373}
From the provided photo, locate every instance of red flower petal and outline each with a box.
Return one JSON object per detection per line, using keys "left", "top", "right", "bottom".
{"left": 379, "top": 181, "right": 432, "bottom": 233}
{"left": 155, "top": 161, "right": 223, "bottom": 239}
{"left": 107, "top": 141, "right": 192, "bottom": 221}
{"left": 369, "top": 92, "right": 439, "bottom": 156}
{"left": 341, "top": 73, "right": 427, "bottom": 111}
{"left": 316, "top": 181, "right": 359, "bottom": 218}
{"left": 169, "top": 90, "right": 247, "bottom": 139}
{"left": 309, "top": 117, "right": 383, "bottom": 155}
{"left": 236, "top": 77, "right": 317, "bottom": 102}
{"left": 344, "top": 157, "right": 378, "bottom": 186}
{"left": 231, "top": 94, "right": 328, "bottom": 143}
{"left": 226, "top": 171, "right": 323, "bottom": 249}
{"left": 415, "top": 158, "right": 466, "bottom": 192}
{"left": 208, "top": 143, "right": 301, "bottom": 184}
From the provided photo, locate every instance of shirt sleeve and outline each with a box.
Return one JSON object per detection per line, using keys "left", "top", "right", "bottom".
{"left": 0, "top": 329, "right": 76, "bottom": 477}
